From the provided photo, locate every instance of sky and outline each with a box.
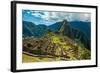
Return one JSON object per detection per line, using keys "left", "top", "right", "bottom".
{"left": 22, "top": 10, "right": 91, "bottom": 26}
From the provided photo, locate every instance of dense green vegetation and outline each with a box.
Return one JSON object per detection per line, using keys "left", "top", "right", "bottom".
{"left": 22, "top": 20, "right": 91, "bottom": 63}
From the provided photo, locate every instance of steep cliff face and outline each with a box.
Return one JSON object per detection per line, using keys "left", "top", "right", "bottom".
{"left": 64, "top": 20, "right": 90, "bottom": 50}
{"left": 51, "top": 20, "right": 90, "bottom": 50}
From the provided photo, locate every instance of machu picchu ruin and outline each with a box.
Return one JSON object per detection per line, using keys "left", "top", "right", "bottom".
{"left": 22, "top": 20, "right": 91, "bottom": 63}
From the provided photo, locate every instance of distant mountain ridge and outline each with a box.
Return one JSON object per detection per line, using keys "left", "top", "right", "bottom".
{"left": 23, "top": 20, "right": 91, "bottom": 49}
{"left": 49, "top": 21, "right": 91, "bottom": 38}
{"left": 69, "top": 21, "right": 91, "bottom": 38}
{"left": 23, "top": 21, "right": 47, "bottom": 38}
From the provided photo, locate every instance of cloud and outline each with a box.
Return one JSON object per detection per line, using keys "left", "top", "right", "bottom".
{"left": 68, "top": 13, "right": 91, "bottom": 22}
{"left": 39, "top": 11, "right": 91, "bottom": 22}
{"left": 23, "top": 10, "right": 91, "bottom": 22}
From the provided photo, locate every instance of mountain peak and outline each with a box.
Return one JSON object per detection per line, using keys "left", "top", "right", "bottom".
{"left": 59, "top": 19, "right": 69, "bottom": 34}
{"left": 62, "top": 19, "right": 68, "bottom": 23}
